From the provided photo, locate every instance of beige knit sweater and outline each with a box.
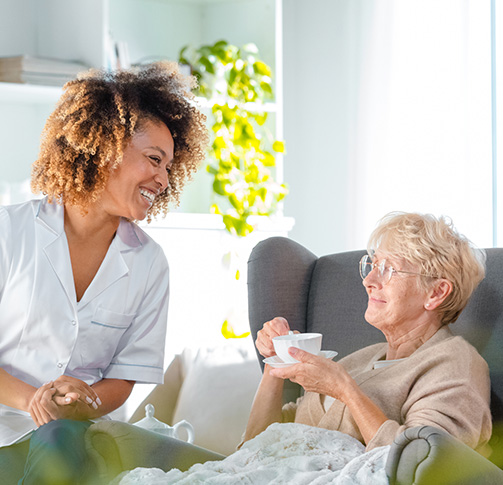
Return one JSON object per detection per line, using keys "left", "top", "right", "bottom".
{"left": 281, "top": 326, "right": 492, "bottom": 452}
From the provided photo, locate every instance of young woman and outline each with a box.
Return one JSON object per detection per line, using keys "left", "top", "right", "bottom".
{"left": 0, "top": 62, "right": 208, "bottom": 484}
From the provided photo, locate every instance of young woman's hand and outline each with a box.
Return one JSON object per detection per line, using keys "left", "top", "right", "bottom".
{"left": 28, "top": 382, "right": 57, "bottom": 427}
{"left": 51, "top": 375, "right": 102, "bottom": 410}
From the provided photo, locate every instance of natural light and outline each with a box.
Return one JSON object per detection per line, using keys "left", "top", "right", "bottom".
{"left": 346, "top": 0, "right": 496, "bottom": 250}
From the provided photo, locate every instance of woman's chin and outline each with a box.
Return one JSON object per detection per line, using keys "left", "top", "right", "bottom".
{"left": 135, "top": 212, "right": 148, "bottom": 221}
{"left": 364, "top": 310, "right": 380, "bottom": 328}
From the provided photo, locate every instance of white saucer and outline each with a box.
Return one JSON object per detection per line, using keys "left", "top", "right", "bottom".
{"left": 263, "top": 350, "right": 338, "bottom": 368}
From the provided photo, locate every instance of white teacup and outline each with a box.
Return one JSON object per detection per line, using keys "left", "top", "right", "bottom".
{"left": 273, "top": 332, "right": 322, "bottom": 363}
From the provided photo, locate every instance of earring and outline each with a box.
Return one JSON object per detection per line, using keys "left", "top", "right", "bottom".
{"left": 425, "top": 303, "right": 430, "bottom": 308}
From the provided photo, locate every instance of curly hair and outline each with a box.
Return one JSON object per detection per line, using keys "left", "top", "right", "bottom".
{"left": 31, "top": 61, "right": 208, "bottom": 220}
{"left": 367, "top": 212, "right": 486, "bottom": 325}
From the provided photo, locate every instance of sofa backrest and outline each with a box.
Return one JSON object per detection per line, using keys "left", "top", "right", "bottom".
{"left": 247, "top": 237, "right": 503, "bottom": 417}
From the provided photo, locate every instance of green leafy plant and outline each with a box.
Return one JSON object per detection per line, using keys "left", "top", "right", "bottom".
{"left": 179, "top": 40, "right": 288, "bottom": 237}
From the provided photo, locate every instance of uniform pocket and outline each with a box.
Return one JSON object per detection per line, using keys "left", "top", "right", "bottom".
{"left": 79, "top": 307, "right": 135, "bottom": 369}
{"left": 91, "top": 307, "right": 135, "bottom": 329}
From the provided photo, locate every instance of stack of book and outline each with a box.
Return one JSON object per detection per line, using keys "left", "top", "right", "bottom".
{"left": 0, "top": 55, "right": 88, "bottom": 86}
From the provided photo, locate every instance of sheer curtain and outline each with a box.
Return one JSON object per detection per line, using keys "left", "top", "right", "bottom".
{"left": 347, "top": 0, "right": 493, "bottom": 249}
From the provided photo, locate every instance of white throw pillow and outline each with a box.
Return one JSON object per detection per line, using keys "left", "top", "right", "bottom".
{"left": 172, "top": 338, "right": 262, "bottom": 456}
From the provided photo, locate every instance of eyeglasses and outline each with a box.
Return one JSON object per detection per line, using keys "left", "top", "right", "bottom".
{"left": 359, "top": 254, "right": 436, "bottom": 286}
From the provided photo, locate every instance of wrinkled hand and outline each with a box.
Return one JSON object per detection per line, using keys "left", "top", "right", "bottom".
{"left": 256, "top": 317, "right": 294, "bottom": 358}
{"left": 269, "top": 347, "right": 355, "bottom": 400}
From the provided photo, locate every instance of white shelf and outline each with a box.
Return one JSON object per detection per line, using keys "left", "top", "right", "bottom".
{"left": 195, "top": 96, "right": 277, "bottom": 113}
{"left": 142, "top": 212, "right": 294, "bottom": 233}
{"left": 0, "top": 83, "right": 277, "bottom": 114}
{"left": 0, "top": 82, "right": 61, "bottom": 104}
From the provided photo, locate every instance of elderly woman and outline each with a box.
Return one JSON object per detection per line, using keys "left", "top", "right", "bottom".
{"left": 0, "top": 62, "right": 207, "bottom": 484}
{"left": 243, "top": 212, "right": 492, "bottom": 453}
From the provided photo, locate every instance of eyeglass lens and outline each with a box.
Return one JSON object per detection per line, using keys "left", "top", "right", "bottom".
{"left": 360, "top": 255, "right": 390, "bottom": 283}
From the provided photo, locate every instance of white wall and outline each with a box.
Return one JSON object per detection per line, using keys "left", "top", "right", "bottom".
{"left": 283, "top": 0, "right": 494, "bottom": 256}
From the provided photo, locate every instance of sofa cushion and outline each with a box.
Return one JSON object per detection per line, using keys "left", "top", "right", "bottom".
{"left": 171, "top": 339, "right": 262, "bottom": 456}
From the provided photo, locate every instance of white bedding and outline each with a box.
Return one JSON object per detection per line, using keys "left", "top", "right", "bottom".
{"left": 118, "top": 423, "right": 390, "bottom": 484}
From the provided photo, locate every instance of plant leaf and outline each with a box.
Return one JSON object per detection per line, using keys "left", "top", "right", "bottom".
{"left": 221, "top": 320, "right": 251, "bottom": 339}
{"left": 272, "top": 140, "right": 285, "bottom": 153}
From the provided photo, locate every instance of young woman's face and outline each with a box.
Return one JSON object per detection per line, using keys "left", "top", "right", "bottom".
{"left": 100, "top": 120, "right": 174, "bottom": 221}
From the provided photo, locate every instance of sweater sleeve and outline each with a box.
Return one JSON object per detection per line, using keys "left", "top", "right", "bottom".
{"left": 366, "top": 341, "right": 492, "bottom": 451}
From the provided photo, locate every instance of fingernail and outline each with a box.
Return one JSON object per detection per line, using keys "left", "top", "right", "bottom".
{"left": 86, "top": 396, "right": 92, "bottom": 404}
{"left": 289, "top": 347, "right": 298, "bottom": 355}
{"left": 96, "top": 397, "right": 102, "bottom": 406}
{"left": 92, "top": 401, "right": 98, "bottom": 410}
{"left": 65, "top": 397, "right": 71, "bottom": 403}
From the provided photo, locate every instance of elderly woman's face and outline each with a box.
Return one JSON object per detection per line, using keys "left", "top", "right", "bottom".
{"left": 100, "top": 120, "right": 174, "bottom": 221}
{"left": 362, "top": 251, "right": 429, "bottom": 333}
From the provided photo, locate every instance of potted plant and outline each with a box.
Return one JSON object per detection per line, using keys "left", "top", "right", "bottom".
{"left": 179, "top": 40, "right": 288, "bottom": 237}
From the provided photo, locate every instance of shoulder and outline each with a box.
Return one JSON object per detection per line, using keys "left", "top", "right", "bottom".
{"left": 422, "top": 326, "right": 483, "bottom": 358}
{"left": 1, "top": 198, "right": 41, "bottom": 217}
{"left": 440, "top": 335, "right": 487, "bottom": 367}
{"left": 414, "top": 328, "right": 489, "bottom": 374}
{"left": 119, "top": 220, "right": 169, "bottom": 267}
{"left": 119, "top": 219, "right": 162, "bottom": 251}
{"left": 0, "top": 198, "right": 42, "bottom": 232}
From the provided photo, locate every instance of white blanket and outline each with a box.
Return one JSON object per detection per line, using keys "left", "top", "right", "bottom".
{"left": 118, "top": 423, "right": 390, "bottom": 484}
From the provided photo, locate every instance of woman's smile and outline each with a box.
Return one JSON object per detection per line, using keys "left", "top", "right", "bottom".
{"left": 100, "top": 120, "right": 174, "bottom": 221}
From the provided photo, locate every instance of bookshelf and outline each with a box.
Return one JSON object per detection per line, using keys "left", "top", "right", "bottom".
{"left": 0, "top": 0, "right": 281, "bottom": 212}
{"left": 0, "top": 82, "right": 61, "bottom": 104}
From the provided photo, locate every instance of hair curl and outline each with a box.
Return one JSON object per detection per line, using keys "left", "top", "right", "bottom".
{"left": 367, "top": 212, "right": 486, "bottom": 325}
{"left": 31, "top": 61, "right": 208, "bottom": 220}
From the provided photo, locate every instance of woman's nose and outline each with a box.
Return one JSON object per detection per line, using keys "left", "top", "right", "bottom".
{"left": 154, "top": 168, "right": 169, "bottom": 192}
{"left": 362, "top": 267, "right": 381, "bottom": 289}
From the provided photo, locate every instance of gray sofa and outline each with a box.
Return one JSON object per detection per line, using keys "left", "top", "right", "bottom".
{"left": 85, "top": 236, "right": 503, "bottom": 484}
{"left": 247, "top": 237, "right": 503, "bottom": 484}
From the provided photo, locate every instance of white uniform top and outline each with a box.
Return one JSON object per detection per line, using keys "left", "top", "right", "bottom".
{"left": 0, "top": 198, "right": 169, "bottom": 447}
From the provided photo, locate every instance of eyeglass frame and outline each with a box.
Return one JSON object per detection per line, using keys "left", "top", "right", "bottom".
{"left": 359, "top": 254, "right": 437, "bottom": 285}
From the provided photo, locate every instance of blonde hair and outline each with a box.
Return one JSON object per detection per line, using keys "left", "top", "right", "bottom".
{"left": 31, "top": 61, "right": 208, "bottom": 220}
{"left": 367, "top": 212, "right": 486, "bottom": 324}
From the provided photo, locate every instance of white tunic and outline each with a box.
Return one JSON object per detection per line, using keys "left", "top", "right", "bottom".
{"left": 0, "top": 198, "right": 170, "bottom": 446}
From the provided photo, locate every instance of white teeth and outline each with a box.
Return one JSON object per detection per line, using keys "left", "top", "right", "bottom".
{"left": 140, "top": 188, "right": 155, "bottom": 204}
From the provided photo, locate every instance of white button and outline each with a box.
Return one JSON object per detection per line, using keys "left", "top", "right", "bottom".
{"left": 71, "top": 320, "right": 76, "bottom": 326}
{"left": 57, "top": 363, "right": 63, "bottom": 368}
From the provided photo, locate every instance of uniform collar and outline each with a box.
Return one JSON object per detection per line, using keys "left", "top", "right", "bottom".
{"left": 35, "top": 197, "right": 143, "bottom": 250}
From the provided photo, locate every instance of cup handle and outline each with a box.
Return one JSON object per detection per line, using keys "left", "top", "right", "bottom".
{"left": 172, "top": 420, "right": 195, "bottom": 444}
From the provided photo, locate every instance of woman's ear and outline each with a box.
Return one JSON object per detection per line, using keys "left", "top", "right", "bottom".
{"left": 425, "top": 279, "right": 453, "bottom": 310}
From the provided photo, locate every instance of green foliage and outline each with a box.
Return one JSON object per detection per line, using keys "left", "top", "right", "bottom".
{"left": 179, "top": 40, "right": 288, "bottom": 237}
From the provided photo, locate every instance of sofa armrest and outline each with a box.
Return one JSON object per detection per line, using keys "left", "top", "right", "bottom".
{"left": 386, "top": 426, "right": 503, "bottom": 485}
{"left": 85, "top": 421, "right": 224, "bottom": 484}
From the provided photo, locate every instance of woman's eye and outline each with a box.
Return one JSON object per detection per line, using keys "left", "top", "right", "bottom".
{"left": 166, "top": 167, "right": 172, "bottom": 175}
{"left": 149, "top": 156, "right": 161, "bottom": 164}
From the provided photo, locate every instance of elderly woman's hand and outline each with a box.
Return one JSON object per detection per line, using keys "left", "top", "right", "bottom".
{"left": 256, "top": 317, "right": 293, "bottom": 359}
{"left": 269, "top": 347, "right": 356, "bottom": 401}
